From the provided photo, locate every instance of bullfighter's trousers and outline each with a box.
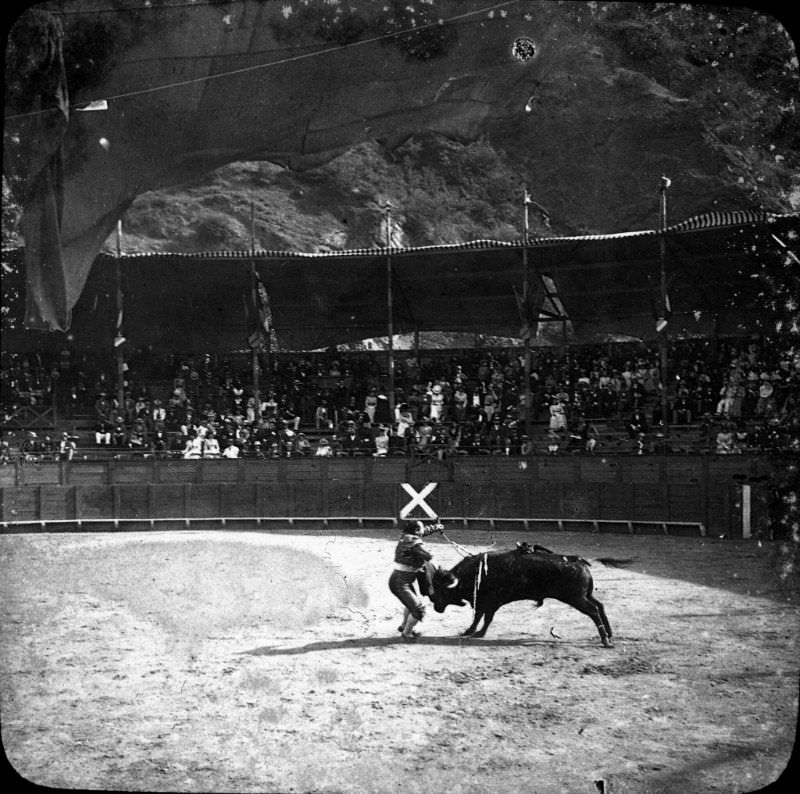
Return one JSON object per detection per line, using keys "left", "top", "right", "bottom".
{"left": 388, "top": 569, "right": 426, "bottom": 621}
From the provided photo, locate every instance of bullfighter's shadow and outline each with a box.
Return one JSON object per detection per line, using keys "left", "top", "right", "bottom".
{"left": 240, "top": 635, "right": 602, "bottom": 656}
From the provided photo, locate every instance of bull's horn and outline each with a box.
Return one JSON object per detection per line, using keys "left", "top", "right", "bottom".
{"left": 446, "top": 577, "right": 459, "bottom": 589}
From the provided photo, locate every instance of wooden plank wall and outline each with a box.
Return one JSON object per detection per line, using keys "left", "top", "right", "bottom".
{"left": 0, "top": 455, "right": 775, "bottom": 537}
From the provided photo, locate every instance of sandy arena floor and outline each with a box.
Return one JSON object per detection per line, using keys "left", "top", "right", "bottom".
{"left": 1, "top": 527, "right": 798, "bottom": 794}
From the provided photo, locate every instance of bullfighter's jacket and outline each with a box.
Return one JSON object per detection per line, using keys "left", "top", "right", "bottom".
{"left": 393, "top": 524, "right": 440, "bottom": 571}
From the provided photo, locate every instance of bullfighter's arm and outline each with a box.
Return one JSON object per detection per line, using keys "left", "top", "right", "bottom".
{"left": 419, "top": 521, "right": 444, "bottom": 537}
{"left": 408, "top": 536, "right": 434, "bottom": 562}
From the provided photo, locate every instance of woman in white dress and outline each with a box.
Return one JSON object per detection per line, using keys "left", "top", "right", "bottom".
{"left": 549, "top": 399, "right": 567, "bottom": 433}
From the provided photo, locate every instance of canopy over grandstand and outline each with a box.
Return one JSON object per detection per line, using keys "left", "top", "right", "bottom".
{"left": 3, "top": 210, "right": 798, "bottom": 353}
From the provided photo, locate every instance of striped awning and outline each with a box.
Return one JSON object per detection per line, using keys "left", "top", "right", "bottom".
{"left": 664, "top": 209, "right": 774, "bottom": 233}
{"left": 3, "top": 211, "right": 798, "bottom": 351}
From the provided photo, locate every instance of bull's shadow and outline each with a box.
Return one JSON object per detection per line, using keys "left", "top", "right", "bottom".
{"left": 240, "top": 635, "right": 602, "bottom": 656}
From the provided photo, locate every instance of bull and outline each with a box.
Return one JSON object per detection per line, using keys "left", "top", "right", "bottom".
{"left": 429, "top": 548, "right": 614, "bottom": 647}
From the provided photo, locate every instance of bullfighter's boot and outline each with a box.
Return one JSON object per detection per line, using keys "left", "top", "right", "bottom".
{"left": 401, "top": 615, "right": 420, "bottom": 639}
{"left": 398, "top": 608, "right": 410, "bottom": 633}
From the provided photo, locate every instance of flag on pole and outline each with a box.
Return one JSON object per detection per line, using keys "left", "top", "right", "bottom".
{"left": 114, "top": 306, "right": 125, "bottom": 346}
{"left": 514, "top": 280, "right": 543, "bottom": 342}
{"left": 254, "top": 271, "right": 272, "bottom": 334}
{"left": 248, "top": 269, "right": 275, "bottom": 350}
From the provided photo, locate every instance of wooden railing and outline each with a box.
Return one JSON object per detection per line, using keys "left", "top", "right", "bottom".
{"left": 1, "top": 402, "right": 56, "bottom": 431}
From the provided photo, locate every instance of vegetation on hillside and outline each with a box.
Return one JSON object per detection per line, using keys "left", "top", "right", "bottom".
{"left": 108, "top": 2, "right": 798, "bottom": 254}
{"left": 117, "top": 135, "right": 535, "bottom": 254}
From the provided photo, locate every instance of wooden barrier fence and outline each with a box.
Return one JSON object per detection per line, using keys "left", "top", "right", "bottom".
{"left": 0, "top": 455, "right": 775, "bottom": 538}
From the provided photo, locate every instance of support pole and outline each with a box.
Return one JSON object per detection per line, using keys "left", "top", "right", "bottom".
{"left": 658, "top": 176, "right": 671, "bottom": 434}
{"left": 384, "top": 202, "right": 395, "bottom": 422}
{"left": 114, "top": 220, "right": 125, "bottom": 412}
{"left": 250, "top": 201, "right": 262, "bottom": 424}
{"left": 250, "top": 270, "right": 262, "bottom": 425}
{"left": 522, "top": 188, "right": 533, "bottom": 446}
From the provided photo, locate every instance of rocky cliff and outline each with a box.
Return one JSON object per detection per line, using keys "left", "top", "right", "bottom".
{"left": 4, "top": 1, "right": 799, "bottom": 327}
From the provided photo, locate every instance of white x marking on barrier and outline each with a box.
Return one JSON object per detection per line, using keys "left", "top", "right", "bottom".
{"left": 400, "top": 482, "right": 438, "bottom": 519}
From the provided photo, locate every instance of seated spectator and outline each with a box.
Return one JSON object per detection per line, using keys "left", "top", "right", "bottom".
{"left": 295, "top": 432, "right": 312, "bottom": 456}
{"left": 202, "top": 432, "right": 221, "bottom": 459}
{"left": 715, "top": 423, "right": 736, "bottom": 454}
{"left": 755, "top": 377, "right": 777, "bottom": 418}
{"left": 151, "top": 399, "right": 166, "bottom": 426}
{"left": 95, "top": 390, "right": 112, "bottom": 419}
{"left": 483, "top": 389, "right": 498, "bottom": 423}
{"left": 628, "top": 409, "right": 647, "bottom": 439}
{"left": 231, "top": 380, "right": 245, "bottom": 413}
{"left": 235, "top": 424, "right": 251, "bottom": 448}
{"left": 279, "top": 420, "right": 297, "bottom": 452}
{"left": 95, "top": 418, "right": 112, "bottom": 446}
{"left": 315, "top": 437, "right": 334, "bottom": 457}
{"left": 486, "top": 417, "right": 504, "bottom": 454}
{"left": 452, "top": 384, "right": 468, "bottom": 423}
{"left": 549, "top": 398, "right": 567, "bottom": 433}
{"left": 0, "top": 436, "right": 12, "bottom": 464}
{"left": 281, "top": 401, "right": 301, "bottom": 432}
{"left": 443, "top": 422, "right": 463, "bottom": 456}
{"left": 414, "top": 418, "right": 435, "bottom": 456}
{"left": 340, "top": 422, "right": 364, "bottom": 456}
{"left": 262, "top": 391, "right": 279, "bottom": 421}
{"left": 500, "top": 414, "right": 519, "bottom": 456}
{"left": 429, "top": 383, "right": 446, "bottom": 422}
{"left": 577, "top": 416, "right": 598, "bottom": 453}
{"left": 395, "top": 403, "right": 415, "bottom": 445}
{"left": 180, "top": 408, "right": 197, "bottom": 438}
{"left": 128, "top": 420, "right": 147, "bottom": 450}
{"left": 182, "top": 433, "right": 203, "bottom": 459}
{"left": 246, "top": 397, "right": 257, "bottom": 425}
{"left": 111, "top": 421, "right": 128, "bottom": 447}
{"left": 169, "top": 432, "right": 185, "bottom": 457}
{"left": 151, "top": 428, "right": 170, "bottom": 459}
{"left": 58, "top": 432, "right": 76, "bottom": 461}
{"left": 650, "top": 395, "right": 666, "bottom": 429}
{"left": 222, "top": 440, "right": 240, "bottom": 459}
{"left": 364, "top": 388, "right": 378, "bottom": 425}
{"left": 734, "top": 423, "right": 750, "bottom": 453}
{"left": 673, "top": 389, "right": 692, "bottom": 424}
{"left": 373, "top": 425, "right": 390, "bottom": 457}
{"left": 315, "top": 398, "right": 332, "bottom": 431}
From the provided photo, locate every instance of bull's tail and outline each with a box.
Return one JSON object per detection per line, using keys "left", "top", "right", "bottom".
{"left": 594, "top": 557, "right": 635, "bottom": 568}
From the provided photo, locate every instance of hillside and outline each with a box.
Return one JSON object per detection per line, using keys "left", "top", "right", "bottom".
{"left": 108, "top": 2, "right": 800, "bottom": 255}
{"left": 116, "top": 137, "right": 530, "bottom": 253}
{"left": 4, "top": 1, "right": 799, "bottom": 331}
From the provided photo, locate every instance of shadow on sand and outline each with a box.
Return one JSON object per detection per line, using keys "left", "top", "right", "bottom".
{"left": 239, "top": 634, "right": 605, "bottom": 656}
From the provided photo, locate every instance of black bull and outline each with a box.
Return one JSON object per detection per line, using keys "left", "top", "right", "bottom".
{"left": 421, "top": 549, "right": 615, "bottom": 647}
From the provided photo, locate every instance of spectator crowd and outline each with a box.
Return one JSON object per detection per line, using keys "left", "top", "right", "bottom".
{"left": 2, "top": 334, "right": 799, "bottom": 463}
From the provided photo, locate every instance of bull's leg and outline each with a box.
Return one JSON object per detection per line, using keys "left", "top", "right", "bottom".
{"left": 588, "top": 595, "right": 613, "bottom": 640}
{"left": 585, "top": 581, "right": 613, "bottom": 639}
{"left": 571, "top": 596, "right": 613, "bottom": 647}
{"left": 472, "top": 604, "right": 497, "bottom": 638}
{"left": 462, "top": 609, "right": 483, "bottom": 636}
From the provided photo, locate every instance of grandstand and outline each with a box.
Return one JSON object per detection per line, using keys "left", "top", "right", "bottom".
{"left": 1, "top": 210, "right": 798, "bottom": 537}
